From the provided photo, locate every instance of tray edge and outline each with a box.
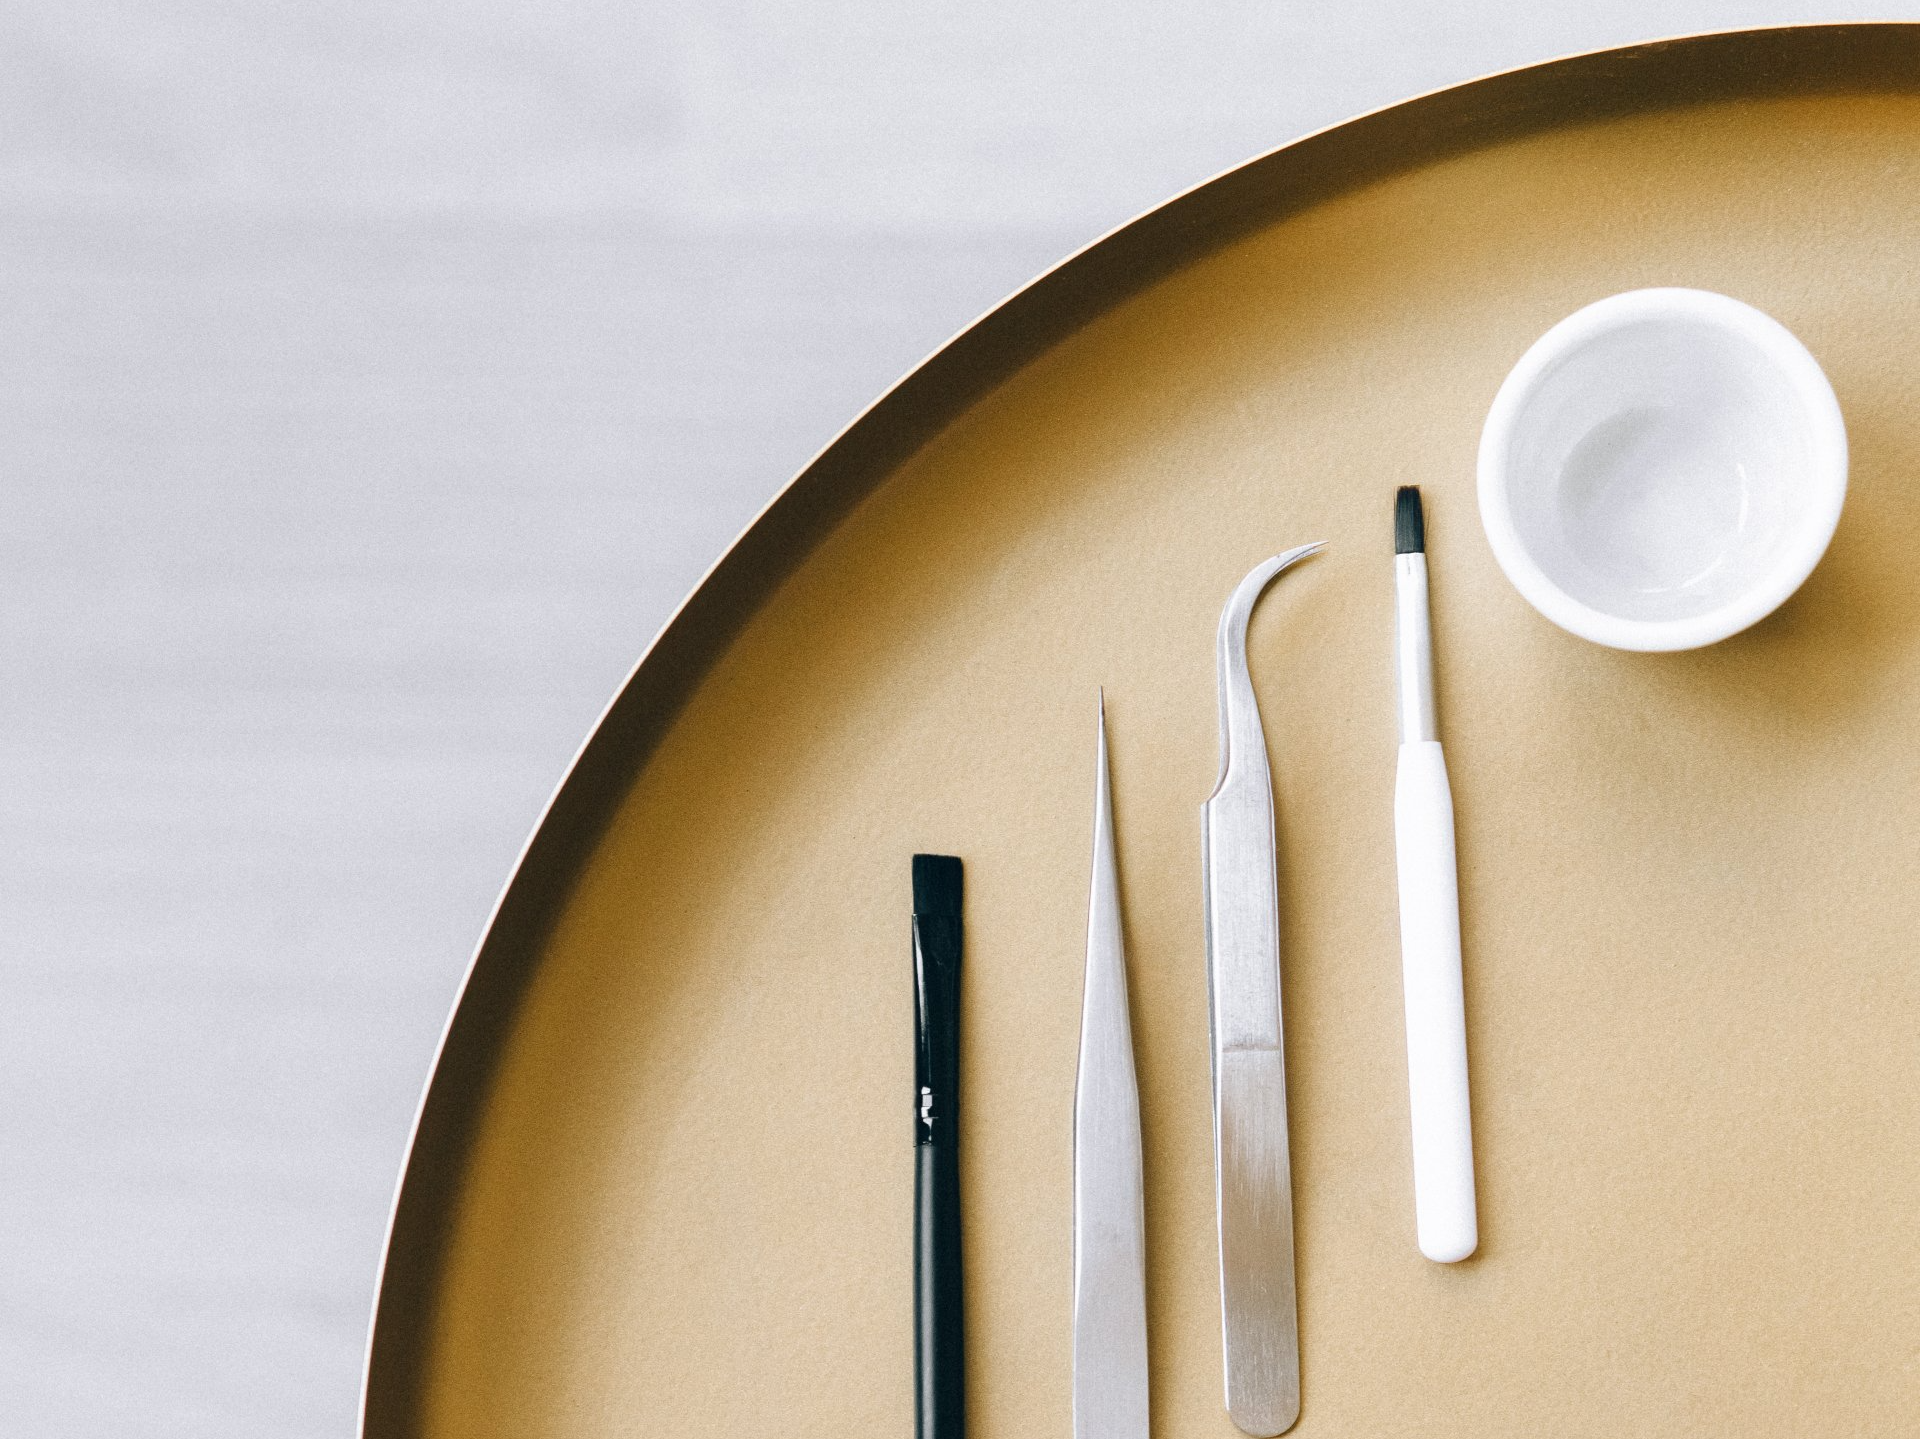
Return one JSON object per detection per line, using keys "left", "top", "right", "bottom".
{"left": 359, "top": 23, "right": 1920, "bottom": 1435}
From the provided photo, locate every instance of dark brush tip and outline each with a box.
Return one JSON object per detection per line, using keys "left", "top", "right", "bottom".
{"left": 1394, "top": 486, "right": 1425, "bottom": 554}
{"left": 912, "top": 854, "right": 963, "bottom": 917}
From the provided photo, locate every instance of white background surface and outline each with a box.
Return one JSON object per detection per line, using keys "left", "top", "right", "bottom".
{"left": 2, "top": 5, "right": 1909, "bottom": 1433}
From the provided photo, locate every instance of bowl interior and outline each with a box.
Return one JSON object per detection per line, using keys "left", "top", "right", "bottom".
{"left": 1500, "top": 311, "right": 1819, "bottom": 625}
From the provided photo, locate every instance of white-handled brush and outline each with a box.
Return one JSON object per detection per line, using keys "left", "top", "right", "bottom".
{"left": 1393, "top": 486, "right": 1477, "bottom": 1263}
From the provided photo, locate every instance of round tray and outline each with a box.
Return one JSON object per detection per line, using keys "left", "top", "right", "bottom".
{"left": 364, "top": 26, "right": 1920, "bottom": 1437}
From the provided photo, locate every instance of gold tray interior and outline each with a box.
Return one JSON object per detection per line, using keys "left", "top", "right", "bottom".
{"left": 420, "top": 92, "right": 1920, "bottom": 1436}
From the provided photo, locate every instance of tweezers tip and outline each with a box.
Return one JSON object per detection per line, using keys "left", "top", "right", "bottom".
{"left": 1268, "top": 540, "right": 1328, "bottom": 576}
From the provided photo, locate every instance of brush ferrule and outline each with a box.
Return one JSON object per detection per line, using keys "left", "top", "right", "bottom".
{"left": 1395, "top": 552, "right": 1437, "bottom": 744}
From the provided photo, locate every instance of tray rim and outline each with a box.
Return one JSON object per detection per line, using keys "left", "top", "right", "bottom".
{"left": 358, "top": 23, "right": 1920, "bottom": 1435}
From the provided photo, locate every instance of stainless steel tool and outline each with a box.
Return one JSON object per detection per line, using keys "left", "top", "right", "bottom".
{"left": 1073, "top": 693, "right": 1149, "bottom": 1439}
{"left": 1201, "top": 544, "right": 1324, "bottom": 1438}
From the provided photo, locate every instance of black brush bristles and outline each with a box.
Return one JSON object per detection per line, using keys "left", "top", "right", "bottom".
{"left": 912, "top": 853, "right": 963, "bottom": 917}
{"left": 1395, "top": 485, "right": 1426, "bottom": 555}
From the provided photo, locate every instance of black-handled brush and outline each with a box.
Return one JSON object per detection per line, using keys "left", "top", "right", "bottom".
{"left": 912, "top": 854, "right": 964, "bottom": 1439}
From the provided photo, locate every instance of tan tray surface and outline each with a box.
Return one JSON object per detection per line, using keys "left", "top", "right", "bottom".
{"left": 366, "top": 27, "right": 1920, "bottom": 1438}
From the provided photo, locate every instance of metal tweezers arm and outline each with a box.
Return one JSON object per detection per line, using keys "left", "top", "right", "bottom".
{"left": 1200, "top": 543, "right": 1322, "bottom": 1438}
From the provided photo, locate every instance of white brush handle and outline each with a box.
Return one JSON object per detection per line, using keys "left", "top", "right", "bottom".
{"left": 1393, "top": 740, "right": 1477, "bottom": 1263}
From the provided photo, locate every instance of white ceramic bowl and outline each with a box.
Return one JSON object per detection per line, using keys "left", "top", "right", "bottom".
{"left": 1477, "top": 288, "right": 1847, "bottom": 651}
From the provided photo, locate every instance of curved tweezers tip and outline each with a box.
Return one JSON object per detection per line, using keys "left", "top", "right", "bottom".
{"left": 1218, "top": 541, "right": 1327, "bottom": 652}
{"left": 1209, "top": 542, "right": 1327, "bottom": 798}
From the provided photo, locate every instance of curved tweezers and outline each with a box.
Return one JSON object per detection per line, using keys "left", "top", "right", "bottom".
{"left": 1201, "top": 542, "right": 1323, "bottom": 1437}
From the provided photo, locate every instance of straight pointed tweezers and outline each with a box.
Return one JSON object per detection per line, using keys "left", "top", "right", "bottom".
{"left": 1200, "top": 543, "right": 1323, "bottom": 1438}
{"left": 1073, "top": 693, "right": 1149, "bottom": 1439}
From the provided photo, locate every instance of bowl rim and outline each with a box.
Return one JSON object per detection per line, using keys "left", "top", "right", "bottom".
{"left": 1476, "top": 285, "right": 1849, "bottom": 652}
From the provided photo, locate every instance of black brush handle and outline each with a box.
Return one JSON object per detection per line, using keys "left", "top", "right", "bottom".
{"left": 911, "top": 855, "right": 964, "bottom": 1439}
{"left": 914, "top": 1140, "right": 964, "bottom": 1439}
